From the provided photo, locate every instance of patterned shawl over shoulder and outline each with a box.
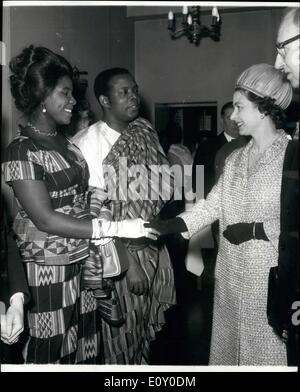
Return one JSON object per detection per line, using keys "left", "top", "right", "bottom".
{"left": 103, "top": 117, "right": 174, "bottom": 220}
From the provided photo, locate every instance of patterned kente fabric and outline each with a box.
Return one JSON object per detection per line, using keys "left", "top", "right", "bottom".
{"left": 2, "top": 135, "right": 90, "bottom": 265}
{"left": 103, "top": 117, "right": 174, "bottom": 221}
{"left": 24, "top": 261, "right": 102, "bottom": 364}
{"left": 2, "top": 133, "right": 102, "bottom": 363}
{"left": 99, "top": 117, "right": 176, "bottom": 364}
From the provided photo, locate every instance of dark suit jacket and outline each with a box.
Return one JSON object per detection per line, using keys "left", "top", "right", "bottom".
{"left": 192, "top": 132, "right": 227, "bottom": 197}
{"left": 277, "top": 138, "right": 299, "bottom": 366}
{"left": 7, "top": 228, "right": 30, "bottom": 305}
{"left": 214, "top": 136, "right": 249, "bottom": 182}
{"left": 1, "top": 203, "right": 30, "bottom": 306}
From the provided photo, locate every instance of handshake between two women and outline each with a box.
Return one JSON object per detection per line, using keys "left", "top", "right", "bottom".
{"left": 100, "top": 217, "right": 266, "bottom": 245}
{"left": 143, "top": 218, "right": 267, "bottom": 245}
{"left": 92, "top": 217, "right": 188, "bottom": 243}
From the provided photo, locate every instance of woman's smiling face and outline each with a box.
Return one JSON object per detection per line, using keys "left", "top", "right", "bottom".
{"left": 44, "top": 75, "right": 76, "bottom": 125}
{"left": 230, "top": 90, "right": 262, "bottom": 136}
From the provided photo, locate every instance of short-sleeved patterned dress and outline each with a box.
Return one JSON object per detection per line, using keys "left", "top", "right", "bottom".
{"left": 2, "top": 134, "right": 102, "bottom": 364}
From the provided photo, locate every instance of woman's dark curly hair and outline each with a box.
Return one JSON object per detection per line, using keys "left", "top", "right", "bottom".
{"left": 235, "top": 88, "right": 286, "bottom": 129}
{"left": 9, "top": 45, "right": 73, "bottom": 115}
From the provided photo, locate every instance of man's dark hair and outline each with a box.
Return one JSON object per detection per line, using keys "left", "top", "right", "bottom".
{"left": 221, "top": 101, "right": 234, "bottom": 116}
{"left": 93, "top": 67, "right": 131, "bottom": 102}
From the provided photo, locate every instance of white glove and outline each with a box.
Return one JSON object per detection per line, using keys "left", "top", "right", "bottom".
{"left": 1, "top": 295, "right": 24, "bottom": 345}
{"left": 101, "top": 218, "right": 158, "bottom": 240}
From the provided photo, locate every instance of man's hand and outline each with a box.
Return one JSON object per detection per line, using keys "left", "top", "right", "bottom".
{"left": 126, "top": 258, "right": 149, "bottom": 296}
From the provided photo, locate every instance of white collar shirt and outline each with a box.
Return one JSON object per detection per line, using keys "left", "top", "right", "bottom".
{"left": 224, "top": 132, "right": 235, "bottom": 142}
{"left": 72, "top": 121, "right": 120, "bottom": 189}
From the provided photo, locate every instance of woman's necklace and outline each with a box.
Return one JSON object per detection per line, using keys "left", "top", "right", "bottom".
{"left": 27, "top": 122, "right": 57, "bottom": 137}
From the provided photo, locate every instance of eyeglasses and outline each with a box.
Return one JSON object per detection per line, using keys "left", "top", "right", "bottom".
{"left": 276, "top": 34, "right": 300, "bottom": 57}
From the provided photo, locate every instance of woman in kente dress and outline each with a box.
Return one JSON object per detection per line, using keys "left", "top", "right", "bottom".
{"left": 2, "top": 46, "right": 156, "bottom": 364}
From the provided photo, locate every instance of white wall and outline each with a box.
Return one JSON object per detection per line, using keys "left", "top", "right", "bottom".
{"left": 134, "top": 8, "right": 283, "bottom": 132}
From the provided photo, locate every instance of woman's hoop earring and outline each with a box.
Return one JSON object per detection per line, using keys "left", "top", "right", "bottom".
{"left": 42, "top": 103, "right": 47, "bottom": 113}
{"left": 260, "top": 114, "right": 265, "bottom": 119}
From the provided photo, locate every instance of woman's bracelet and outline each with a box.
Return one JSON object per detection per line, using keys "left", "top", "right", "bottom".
{"left": 252, "top": 222, "right": 256, "bottom": 240}
{"left": 91, "top": 218, "right": 102, "bottom": 239}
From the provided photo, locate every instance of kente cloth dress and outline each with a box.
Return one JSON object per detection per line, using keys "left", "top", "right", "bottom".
{"left": 73, "top": 118, "right": 176, "bottom": 364}
{"left": 180, "top": 129, "right": 289, "bottom": 366}
{"left": 2, "top": 134, "right": 102, "bottom": 364}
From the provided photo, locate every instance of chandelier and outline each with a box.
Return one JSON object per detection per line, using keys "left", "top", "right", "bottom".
{"left": 168, "top": 6, "right": 221, "bottom": 46}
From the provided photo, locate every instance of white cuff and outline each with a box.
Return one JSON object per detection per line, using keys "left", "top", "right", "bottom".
{"left": 10, "top": 292, "right": 25, "bottom": 306}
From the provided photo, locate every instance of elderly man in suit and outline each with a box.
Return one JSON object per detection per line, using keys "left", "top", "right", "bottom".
{"left": 273, "top": 6, "right": 299, "bottom": 366}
